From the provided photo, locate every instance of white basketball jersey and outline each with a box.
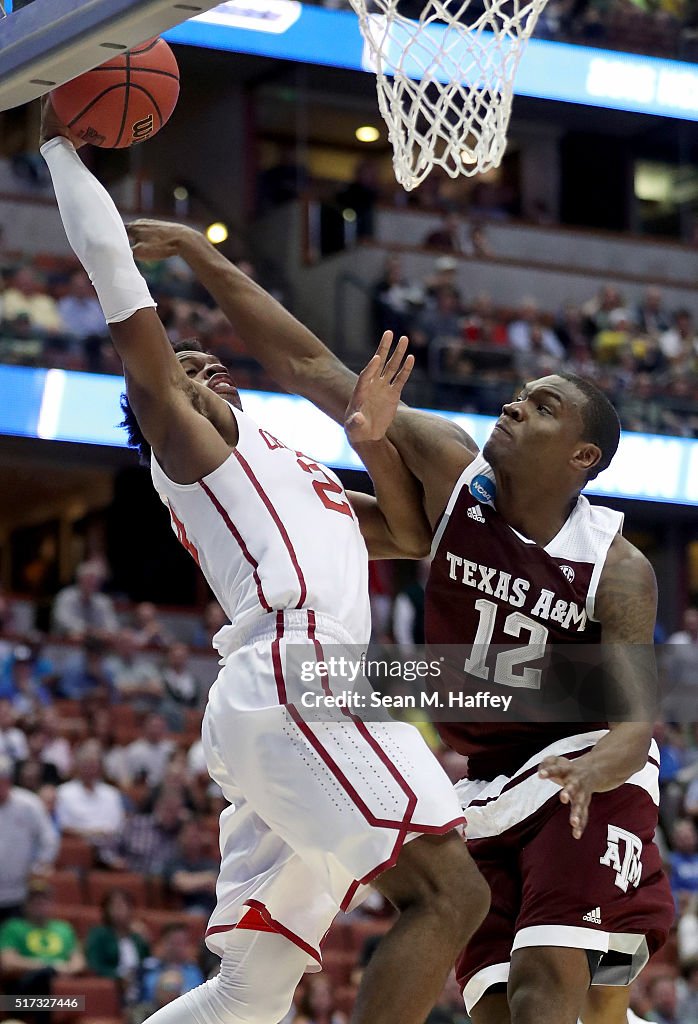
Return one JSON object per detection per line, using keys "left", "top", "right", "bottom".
{"left": 150, "top": 406, "right": 371, "bottom": 644}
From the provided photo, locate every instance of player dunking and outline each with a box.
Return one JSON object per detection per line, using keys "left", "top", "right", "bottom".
{"left": 39, "top": 108, "right": 490, "bottom": 1024}
{"left": 124, "top": 220, "right": 674, "bottom": 1024}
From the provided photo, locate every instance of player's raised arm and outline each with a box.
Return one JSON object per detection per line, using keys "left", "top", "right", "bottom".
{"left": 39, "top": 105, "right": 231, "bottom": 484}
{"left": 127, "top": 220, "right": 477, "bottom": 519}
{"left": 539, "top": 535, "right": 657, "bottom": 839}
{"left": 344, "top": 335, "right": 432, "bottom": 559}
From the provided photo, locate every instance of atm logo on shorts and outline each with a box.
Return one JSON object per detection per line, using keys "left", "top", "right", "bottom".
{"left": 600, "top": 824, "right": 643, "bottom": 893}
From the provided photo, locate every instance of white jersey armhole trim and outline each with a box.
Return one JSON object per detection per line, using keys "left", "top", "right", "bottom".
{"left": 586, "top": 510, "right": 625, "bottom": 622}
{"left": 150, "top": 401, "right": 244, "bottom": 493}
{"left": 429, "top": 453, "right": 486, "bottom": 561}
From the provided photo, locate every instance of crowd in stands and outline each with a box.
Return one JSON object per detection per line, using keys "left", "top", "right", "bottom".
{"left": 0, "top": 557, "right": 695, "bottom": 1022}
{"left": 1, "top": 238, "right": 697, "bottom": 439}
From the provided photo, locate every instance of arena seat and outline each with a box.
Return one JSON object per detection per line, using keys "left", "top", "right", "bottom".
{"left": 52, "top": 976, "right": 120, "bottom": 1022}
{"left": 140, "top": 909, "right": 207, "bottom": 946}
{"left": 51, "top": 902, "right": 101, "bottom": 938}
{"left": 53, "top": 699, "right": 82, "bottom": 718}
{"left": 110, "top": 704, "right": 138, "bottom": 729}
{"left": 47, "top": 869, "right": 84, "bottom": 904}
{"left": 55, "top": 835, "right": 94, "bottom": 870}
{"left": 85, "top": 869, "right": 147, "bottom": 908}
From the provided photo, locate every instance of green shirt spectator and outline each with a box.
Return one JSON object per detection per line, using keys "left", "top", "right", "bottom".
{"left": 0, "top": 915, "right": 76, "bottom": 964}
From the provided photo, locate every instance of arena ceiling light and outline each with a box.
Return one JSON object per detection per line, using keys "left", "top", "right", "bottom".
{"left": 206, "top": 222, "right": 229, "bottom": 244}
{"left": 355, "top": 125, "right": 380, "bottom": 143}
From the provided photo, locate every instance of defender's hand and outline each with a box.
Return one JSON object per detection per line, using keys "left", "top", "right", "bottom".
{"left": 539, "top": 755, "right": 600, "bottom": 840}
{"left": 127, "top": 219, "right": 200, "bottom": 261}
{"left": 39, "top": 95, "right": 85, "bottom": 149}
{"left": 345, "top": 332, "right": 414, "bottom": 444}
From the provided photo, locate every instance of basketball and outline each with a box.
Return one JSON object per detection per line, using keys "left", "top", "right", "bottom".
{"left": 49, "top": 37, "right": 180, "bottom": 149}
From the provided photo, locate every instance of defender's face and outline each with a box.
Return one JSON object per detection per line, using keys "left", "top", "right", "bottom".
{"left": 483, "top": 375, "right": 588, "bottom": 476}
{"left": 177, "top": 350, "right": 242, "bottom": 409}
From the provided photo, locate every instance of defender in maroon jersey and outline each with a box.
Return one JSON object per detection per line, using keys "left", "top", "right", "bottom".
{"left": 123, "top": 222, "right": 673, "bottom": 1024}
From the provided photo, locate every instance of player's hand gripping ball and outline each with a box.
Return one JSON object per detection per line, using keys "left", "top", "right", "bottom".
{"left": 49, "top": 37, "right": 179, "bottom": 149}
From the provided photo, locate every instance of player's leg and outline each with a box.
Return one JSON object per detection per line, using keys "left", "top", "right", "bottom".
{"left": 469, "top": 991, "right": 511, "bottom": 1024}
{"left": 138, "top": 929, "right": 309, "bottom": 1024}
{"left": 508, "top": 946, "right": 590, "bottom": 1024}
{"left": 582, "top": 985, "right": 634, "bottom": 1024}
{"left": 351, "top": 830, "right": 490, "bottom": 1024}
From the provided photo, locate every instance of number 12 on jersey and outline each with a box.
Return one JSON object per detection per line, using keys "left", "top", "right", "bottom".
{"left": 464, "top": 598, "right": 548, "bottom": 689}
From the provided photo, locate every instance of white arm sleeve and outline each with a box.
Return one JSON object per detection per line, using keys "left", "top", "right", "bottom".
{"left": 40, "top": 137, "right": 156, "bottom": 324}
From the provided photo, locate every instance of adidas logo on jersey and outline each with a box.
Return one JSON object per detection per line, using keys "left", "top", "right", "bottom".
{"left": 467, "top": 504, "right": 486, "bottom": 523}
{"left": 582, "top": 907, "right": 601, "bottom": 925}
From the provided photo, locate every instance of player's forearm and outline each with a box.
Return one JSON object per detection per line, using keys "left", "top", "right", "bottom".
{"left": 177, "top": 230, "right": 358, "bottom": 421}
{"left": 353, "top": 437, "right": 431, "bottom": 558}
{"left": 580, "top": 722, "right": 653, "bottom": 791}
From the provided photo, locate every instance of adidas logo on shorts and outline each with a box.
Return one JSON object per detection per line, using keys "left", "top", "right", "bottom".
{"left": 582, "top": 907, "right": 602, "bottom": 925}
{"left": 467, "top": 504, "right": 486, "bottom": 523}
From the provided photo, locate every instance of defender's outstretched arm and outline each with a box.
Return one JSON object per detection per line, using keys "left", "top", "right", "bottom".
{"left": 128, "top": 221, "right": 477, "bottom": 523}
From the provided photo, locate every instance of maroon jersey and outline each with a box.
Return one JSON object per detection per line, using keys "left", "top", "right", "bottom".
{"left": 426, "top": 453, "right": 623, "bottom": 780}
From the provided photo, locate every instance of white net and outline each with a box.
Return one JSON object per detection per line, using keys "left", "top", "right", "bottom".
{"left": 349, "top": 0, "right": 549, "bottom": 190}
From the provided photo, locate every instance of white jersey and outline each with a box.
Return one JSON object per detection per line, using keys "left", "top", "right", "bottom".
{"left": 151, "top": 406, "right": 371, "bottom": 645}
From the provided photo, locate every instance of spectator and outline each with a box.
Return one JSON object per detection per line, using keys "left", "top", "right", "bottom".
{"left": 102, "top": 792, "right": 187, "bottom": 875}
{"left": 57, "top": 270, "right": 109, "bottom": 372}
{"left": 678, "top": 961, "right": 698, "bottom": 1022}
{"left": 513, "top": 322, "right": 564, "bottom": 380}
{"left": 581, "top": 283, "right": 623, "bottom": 337}
{"left": 0, "top": 700, "right": 28, "bottom": 764}
{"left": 678, "top": 895, "right": 698, "bottom": 966}
{"left": 105, "top": 628, "right": 163, "bottom": 709}
{"left": 335, "top": 160, "right": 380, "bottom": 239}
{"left": 636, "top": 285, "right": 671, "bottom": 336}
{"left": 4, "top": 645, "right": 51, "bottom": 717}
{"left": 669, "top": 819, "right": 698, "bottom": 896}
{"left": 141, "top": 923, "right": 204, "bottom": 1006}
{"left": 160, "top": 643, "right": 200, "bottom": 717}
{"left": 423, "top": 212, "right": 464, "bottom": 252}
{"left": 0, "top": 755, "right": 57, "bottom": 922}
{"left": 193, "top": 600, "right": 227, "bottom": 648}
{"left": 85, "top": 889, "right": 149, "bottom": 1006}
{"left": 57, "top": 637, "right": 115, "bottom": 702}
{"left": 121, "top": 713, "right": 176, "bottom": 788}
{"left": 0, "top": 881, "right": 84, "bottom": 997}
{"left": 2, "top": 267, "right": 66, "bottom": 341}
{"left": 54, "top": 740, "right": 125, "bottom": 848}
{"left": 132, "top": 601, "right": 172, "bottom": 649}
{"left": 294, "top": 975, "right": 347, "bottom": 1024}
{"left": 164, "top": 820, "right": 217, "bottom": 915}
{"left": 15, "top": 724, "right": 62, "bottom": 789}
{"left": 412, "top": 285, "right": 464, "bottom": 372}
{"left": 594, "top": 307, "right": 637, "bottom": 365}
{"left": 372, "top": 254, "right": 422, "bottom": 340}
{"left": 646, "top": 975, "right": 679, "bottom": 1024}
{"left": 423, "top": 256, "right": 462, "bottom": 306}
{"left": 51, "top": 561, "right": 118, "bottom": 641}
{"left": 508, "top": 298, "right": 563, "bottom": 359}
{"left": 662, "top": 609, "right": 698, "bottom": 721}
{"left": 38, "top": 708, "right": 72, "bottom": 780}
{"left": 660, "top": 310, "right": 698, "bottom": 365}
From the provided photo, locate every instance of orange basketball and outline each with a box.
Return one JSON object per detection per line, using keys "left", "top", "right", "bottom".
{"left": 49, "top": 37, "right": 180, "bottom": 149}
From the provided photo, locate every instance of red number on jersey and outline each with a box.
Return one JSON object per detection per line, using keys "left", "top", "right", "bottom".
{"left": 296, "top": 455, "right": 354, "bottom": 518}
{"left": 167, "top": 501, "right": 200, "bottom": 565}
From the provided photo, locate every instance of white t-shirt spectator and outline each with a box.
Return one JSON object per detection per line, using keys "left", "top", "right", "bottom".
{"left": 55, "top": 778, "right": 125, "bottom": 837}
{"left": 122, "top": 738, "right": 176, "bottom": 787}
{"left": 52, "top": 585, "right": 118, "bottom": 638}
{"left": 0, "top": 726, "right": 28, "bottom": 763}
{"left": 0, "top": 787, "right": 58, "bottom": 908}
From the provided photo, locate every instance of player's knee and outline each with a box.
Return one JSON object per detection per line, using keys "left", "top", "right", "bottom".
{"left": 509, "top": 950, "right": 588, "bottom": 1024}
{"left": 384, "top": 833, "right": 489, "bottom": 943}
{"left": 212, "top": 968, "right": 296, "bottom": 1024}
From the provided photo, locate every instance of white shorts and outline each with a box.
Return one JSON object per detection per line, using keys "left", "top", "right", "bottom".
{"left": 202, "top": 609, "right": 465, "bottom": 967}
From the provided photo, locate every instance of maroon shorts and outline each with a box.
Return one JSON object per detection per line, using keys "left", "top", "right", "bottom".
{"left": 457, "top": 777, "right": 674, "bottom": 1012}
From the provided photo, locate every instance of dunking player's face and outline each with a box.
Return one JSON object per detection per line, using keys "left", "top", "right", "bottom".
{"left": 177, "top": 350, "right": 243, "bottom": 410}
{"left": 483, "top": 375, "right": 597, "bottom": 483}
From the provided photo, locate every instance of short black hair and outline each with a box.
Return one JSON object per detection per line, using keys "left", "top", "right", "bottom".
{"left": 119, "top": 337, "right": 206, "bottom": 465}
{"left": 557, "top": 372, "right": 620, "bottom": 480}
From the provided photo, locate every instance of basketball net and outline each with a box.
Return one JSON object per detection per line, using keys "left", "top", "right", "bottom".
{"left": 349, "top": 0, "right": 549, "bottom": 190}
